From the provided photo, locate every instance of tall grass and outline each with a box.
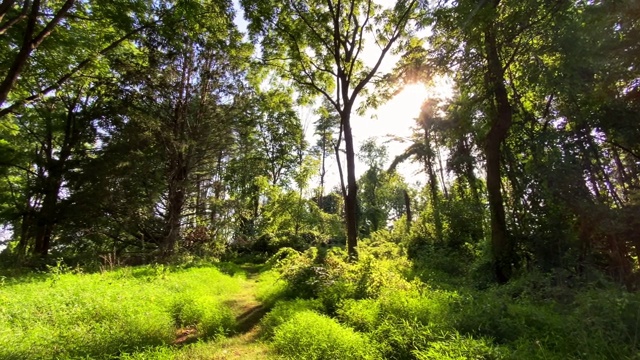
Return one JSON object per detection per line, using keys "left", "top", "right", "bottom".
{"left": 0, "top": 264, "right": 240, "bottom": 359}
{"left": 272, "top": 310, "right": 381, "bottom": 360}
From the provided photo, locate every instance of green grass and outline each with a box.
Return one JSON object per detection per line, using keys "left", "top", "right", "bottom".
{"left": 255, "top": 268, "right": 288, "bottom": 307}
{"left": 0, "top": 264, "right": 241, "bottom": 359}
{"left": 260, "top": 298, "right": 325, "bottom": 338}
{"left": 272, "top": 310, "right": 381, "bottom": 360}
{"left": 4, "top": 245, "right": 639, "bottom": 360}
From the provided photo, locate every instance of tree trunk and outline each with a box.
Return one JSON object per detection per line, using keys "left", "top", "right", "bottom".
{"left": 424, "top": 129, "right": 443, "bottom": 243}
{"left": 164, "top": 160, "right": 187, "bottom": 256}
{"left": 342, "top": 110, "right": 358, "bottom": 259}
{"left": 32, "top": 163, "right": 65, "bottom": 260}
{"left": 484, "top": 14, "right": 514, "bottom": 284}
{"left": 33, "top": 188, "right": 58, "bottom": 259}
{"left": 403, "top": 189, "right": 412, "bottom": 231}
{"left": 426, "top": 157, "right": 443, "bottom": 243}
{"left": 318, "top": 128, "right": 327, "bottom": 208}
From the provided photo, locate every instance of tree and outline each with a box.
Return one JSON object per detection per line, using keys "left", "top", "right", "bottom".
{"left": 425, "top": 0, "right": 640, "bottom": 284}
{"left": 312, "top": 100, "right": 340, "bottom": 207}
{"left": 242, "top": 0, "right": 419, "bottom": 258}
{"left": 124, "top": 0, "right": 251, "bottom": 256}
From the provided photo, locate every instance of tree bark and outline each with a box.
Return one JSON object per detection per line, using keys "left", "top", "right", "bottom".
{"left": 484, "top": 11, "right": 514, "bottom": 283}
{"left": 164, "top": 164, "right": 187, "bottom": 256}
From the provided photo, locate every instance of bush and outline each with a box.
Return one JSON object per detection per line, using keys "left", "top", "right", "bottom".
{"left": 337, "top": 299, "right": 381, "bottom": 332}
{"left": 260, "top": 298, "right": 324, "bottom": 339}
{"left": 337, "top": 288, "right": 463, "bottom": 359}
{"left": 272, "top": 310, "right": 381, "bottom": 360}
{"left": 414, "top": 333, "right": 508, "bottom": 360}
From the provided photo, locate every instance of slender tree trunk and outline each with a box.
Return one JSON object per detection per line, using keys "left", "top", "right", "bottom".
{"left": 318, "top": 129, "right": 327, "bottom": 208}
{"left": 484, "top": 13, "right": 514, "bottom": 283}
{"left": 424, "top": 129, "right": 443, "bottom": 243}
{"left": 17, "top": 212, "right": 31, "bottom": 257}
{"left": 342, "top": 110, "right": 358, "bottom": 259}
{"left": 426, "top": 157, "right": 443, "bottom": 243}
{"left": 403, "top": 189, "right": 412, "bottom": 231}
{"left": 435, "top": 133, "right": 449, "bottom": 199}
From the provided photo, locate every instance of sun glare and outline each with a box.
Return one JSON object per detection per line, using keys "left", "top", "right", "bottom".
{"left": 349, "top": 78, "right": 454, "bottom": 181}
{"left": 358, "top": 78, "right": 453, "bottom": 142}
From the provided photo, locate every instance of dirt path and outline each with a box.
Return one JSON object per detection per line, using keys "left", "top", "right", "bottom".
{"left": 210, "top": 271, "right": 271, "bottom": 359}
{"left": 171, "top": 265, "right": 274, "bottom": 359}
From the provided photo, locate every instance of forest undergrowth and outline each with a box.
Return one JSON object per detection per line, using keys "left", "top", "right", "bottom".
{"left": 2, "top": 236, "right": 639, "bottom": 360}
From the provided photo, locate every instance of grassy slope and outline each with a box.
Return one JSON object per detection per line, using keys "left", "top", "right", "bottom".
{"left": 0, "top": 263, "right": 275, "bottom": 360}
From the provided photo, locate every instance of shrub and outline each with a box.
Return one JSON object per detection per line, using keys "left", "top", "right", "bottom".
{"left": 337, "top": 299, "right": 381, "bottom": 332}
{"left": 378, "top": 288, "right": 460, "bottom": 331}
{"left": 337, "top": 288, "right": 463, "bottom": 359}
{"left": 272, "top": 310, "right": 381, "bottom": 360}
{"left": 414, "top": 333, "right": 508, "bottom": 360}
{"left": 260, "top": 298, "right": 324, "bottom": 339}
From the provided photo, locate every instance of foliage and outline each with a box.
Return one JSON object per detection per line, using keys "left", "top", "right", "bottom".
{"left": 413, "top": 334, "right": 507, "bottom": 360}
{"left": 260, "top": 298, "right": 325, "bottom": 339}
{"left": 259, "top": 239, "right": 640, "bottom": 360}
{"left": 272, "top": 310, "right": 381, "bottom": 360}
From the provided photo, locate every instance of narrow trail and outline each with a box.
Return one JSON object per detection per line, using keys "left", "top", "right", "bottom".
{"left": 169, "top": 265, "right": 275, "bottom": 359}
{"left": 207, "top": 266, "right": 273, "bottom": 359}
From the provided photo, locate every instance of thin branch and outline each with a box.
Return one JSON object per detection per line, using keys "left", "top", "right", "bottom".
{"left": 347, "top": 0, "right": 372, "bottom": 78}
{"left": 0, "top": 0, "right": 28, "bottom": 35}
{"left": 289, "top": 0, "right": 334, "bottom": 54}
{"left": 351, "top": 0, "right": 417, "bottom": 100}
{"left": 327, "top": 0, "right": 343, "bottom": 84}
{"left": 31, "top": 0, "right": 75, "bottom": 50}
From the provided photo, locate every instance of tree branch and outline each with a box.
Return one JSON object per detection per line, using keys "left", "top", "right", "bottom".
{"left": 0, "top": 21, "right": 154, "bottom": 118}
{"left": 351, "top": 0, "right": 417, "bottom": 100}
{"left": 0, "top": 0, "right": 28, "bottom": 35}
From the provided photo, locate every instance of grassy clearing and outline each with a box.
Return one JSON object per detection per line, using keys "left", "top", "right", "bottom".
{"left": 0, "top": 264, "right": 242, "bottom": 359}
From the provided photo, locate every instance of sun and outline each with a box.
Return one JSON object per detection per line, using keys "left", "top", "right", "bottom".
{"left": 348, "top": 78, "right": 454, "bottom": 179}
{"left": 359, "top": 80, "right": 451, "bottom": 139}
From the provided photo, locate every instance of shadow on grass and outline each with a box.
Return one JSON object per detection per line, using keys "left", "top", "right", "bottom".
{"left": 234, "top": 304, "right": 269, "bottom": 334}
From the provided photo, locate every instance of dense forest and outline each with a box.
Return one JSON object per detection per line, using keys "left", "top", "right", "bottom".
{"left": 1, "top": 0, "right": 639, "bottom": 359}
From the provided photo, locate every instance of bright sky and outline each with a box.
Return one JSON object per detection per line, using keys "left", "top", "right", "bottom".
{"left": 310, "top": 77, "right": 453, "bottom": 191}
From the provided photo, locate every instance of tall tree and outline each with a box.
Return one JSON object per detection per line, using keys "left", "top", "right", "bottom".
{"left": 242, "top": 0, "right": 419, "bottom": 258}
{"left": 0, "top": 0, "right": 157, "bottom": 117}
{"left": 126, "top": 0, "right": 251, "bottom": 256}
